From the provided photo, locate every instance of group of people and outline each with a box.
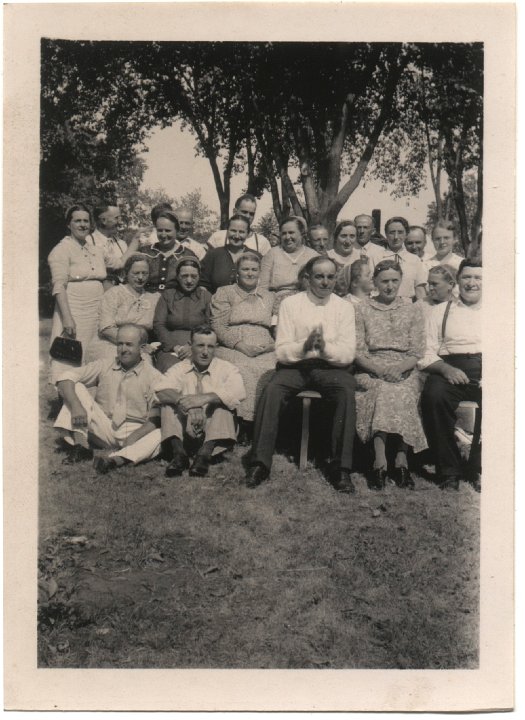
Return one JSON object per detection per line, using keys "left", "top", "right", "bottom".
{"left": 47, "top": 193, "right": 482, "bottom": 493}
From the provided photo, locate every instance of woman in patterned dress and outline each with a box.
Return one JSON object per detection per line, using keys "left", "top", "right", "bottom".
{"left": 210, "top": 251, "right": 277, "bottom": 424}
{"left": 354, "top": 259, "right": 427, "bottom": 490}
{"left": 258, "top": 217, "right": 318, "bottom": 308}
{"left": 85, "top": 254, "right": 161, "bottom": 362}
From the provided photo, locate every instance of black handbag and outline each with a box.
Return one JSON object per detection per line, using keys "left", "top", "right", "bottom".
{"left": 49, "top": 334, "right": 83, "bottom": 364}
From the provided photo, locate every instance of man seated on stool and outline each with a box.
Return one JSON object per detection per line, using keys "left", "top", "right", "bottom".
{"left": 246, "top": 256, "right": 357, "bottom": 493}
{"left": 55, "top": 324, "right": 163, "bottom": 473}
{"left": 419, "top": 258, "right": 482, "bottom": 492}
{"left": 154, "top": 325, "right": 246, "bottom": 478}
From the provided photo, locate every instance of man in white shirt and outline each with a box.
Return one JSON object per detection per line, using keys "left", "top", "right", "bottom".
{"left": 54, "top": 324, "right": 163, "bottom": 472}
{"left": 381, "top": 216, "right": 427, "bottom": 299}
{"left": 353, "top": 214, "right": 385, "bottom": 270}
{"left": 246, "top": 256, "right": 357, "bottom": 494}
{"left": 174, "top": 207, "right": 207, "bottom": 261}
{"left": 91, "top": 205, "right": 129, "bottom": 284}
{"left": 207, "top": 193, "right": 271, "bottom": 256}
{"left": 419, "top": 259, "right": 482, "bottom": 491}
{"left": 155, "top": 326, "right": 246, "bottom": 478}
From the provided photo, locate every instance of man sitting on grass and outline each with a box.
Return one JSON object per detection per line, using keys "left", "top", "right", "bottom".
{"left": 154, "top": 325, "right": 246, "bottom": 478}
{"left": 54, "top": 324, "right": 163, "bottom": 473}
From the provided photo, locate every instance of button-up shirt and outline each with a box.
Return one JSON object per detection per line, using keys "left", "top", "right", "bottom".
{"left": 380, "top": 247, "right": 427, "bottom": 298}
{"left": 91, "top": 229, "right": 128, "bottom": 271}
{"left": 418, "top": 298, "right": 482, "bottom": 369}
{"left": 354, "top": 241, "right": 385, "bottom": 271}
{"left": 140, "top": 243, "right": 197, "bottom": 292}
{"left": 56, "top": 358, "right": 164, "bottom": 423}
{"left": 154, "top": 357, "right": 246, "bottom": 411}
{"left": 48, "top": 236, "right": 107, "bottom": 295}
{"left": 275, "top": 291, "right": 356, "bottom": 366}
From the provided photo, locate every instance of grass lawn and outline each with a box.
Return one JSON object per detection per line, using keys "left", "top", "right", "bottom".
{"left": 38, "top": 318, "right": 479, "bottom": 669}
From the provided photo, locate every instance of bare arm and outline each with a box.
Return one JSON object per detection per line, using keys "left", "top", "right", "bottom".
{"left": 56, "top": 379, "right": 87, "bottom": 426}
{"left": 55, "top": 292, "right": 76, "bottom": 337}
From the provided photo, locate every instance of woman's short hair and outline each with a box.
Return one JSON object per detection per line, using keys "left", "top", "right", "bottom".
{"left": 428, "top": 263, "right": 457, "bottom": 284}
{"left": 151, "top": 202, "right": 173, "bottom": 224}
{"left": 432, "top": 219, "right": 456, "bottom": 237}
{"left": 237, "top": 250, "right": 262, "bottom": 268}
{"left": 373, "top": 259, "right": 403, "bottom": 278}
{"left": 334, "top": 219, "right": 356, "bottom": 240}
{"left": 175, "top": 256, "right": 201, "bottom": 275}
{"left": 155, "top": 210, "right": 180, "bottom": 231}
{"left": 279, "top": 216, "right": 307, "bottom": 236}
{"left": 457, "top": 257, "right": 482, "bottom": 277}
{"left": 227, "top": 213, "right": 251, "bottom": 231}
{"left": 65, "top": 203, "right": 94, "bottom": 230}
{"left": 334, "top": 258, "right": 368, "bottom": 296}
{"left": 123, "top": 253, "right": 151, "bottom": 279}
{"left": 385, "top": 216, "right": 410, "bottom": 235}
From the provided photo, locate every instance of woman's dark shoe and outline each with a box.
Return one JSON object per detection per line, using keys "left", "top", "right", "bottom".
{"left": 394, "top": 467, "right": 415, "bottom": 490}
{"left": 368, "top": 468, "right": 387, "bottom": 491}
{"left": 439, "top": 475, "right": 460, "bottom": 491}
{"left": 189, "top": 455, "right": 210, "bottom": 477}
{"left": 245, "top": 463, "right": 270, "bottom": 489}
{"left": 332, "top": 469, "right": 356, "bottom": 495}
{"left": 166, "top": 454, "right": 190, "bottom": 477}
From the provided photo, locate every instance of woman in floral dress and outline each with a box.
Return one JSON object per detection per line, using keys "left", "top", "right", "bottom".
{"left": 354, "top": 259, "right": 427, "bottom": 490}
{"left": 210, "top": 251, "right": 277, "bottom": 424}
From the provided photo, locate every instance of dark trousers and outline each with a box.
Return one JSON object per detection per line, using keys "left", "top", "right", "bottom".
{"left": 421, "top": 354, "right": 481, "bottom": 478}
{"left": 252, "top": 363, "right": 356, "bottom": 471}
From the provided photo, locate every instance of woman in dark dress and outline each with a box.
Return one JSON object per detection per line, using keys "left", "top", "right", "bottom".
{"left": 200, "top": 214, "right": 252, "bottom": 293}
{"left": 152, "top": 257, "right": 212, "bottom": 373}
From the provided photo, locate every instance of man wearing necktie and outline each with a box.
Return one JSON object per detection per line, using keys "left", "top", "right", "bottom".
{"left": 155, "top": 325, "right": 246, "bottom": 478}
{"left": 54, "top": 324, "right": 164, "bottom": 472}
{"left": 381, "top": 216, "right": 427, "bottom": 300}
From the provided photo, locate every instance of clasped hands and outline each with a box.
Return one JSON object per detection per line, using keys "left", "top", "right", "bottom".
{"left": 303, "top": 325, "right": 325, "bottom": 357}
{"left": 235, "top": 341, "right": 274, "bottom": 357}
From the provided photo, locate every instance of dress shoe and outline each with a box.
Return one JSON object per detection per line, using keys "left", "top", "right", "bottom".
{"left": 245, "top": 463, "right": 270, "bottom": 489}
{"left": 439, "top": 475, "right": 460, "bottom": 491}
{"left": 394, "top": 467, "right": 415, "bottom": 490}
{"left": 368, "top": 467, "right": 387, "bottom": 491}
{"left": 332, "top": 469, "right": 356, "bottom": 495}
{"left": 466, "top": 474, "right": 481, "bottom": 493}
{"left": 189, "top": 455, "right": 210, "bottom": 477}
{"left": 93, "top": 455, "right": 117, "bottom": 475}
{"left": 165, "top": 454, "right": 190, "bottom": 477}
{"left": 62, "top": 445, "right": 93, "bottom": 465}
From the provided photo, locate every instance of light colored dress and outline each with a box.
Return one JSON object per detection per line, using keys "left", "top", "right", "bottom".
{"left": 48, "top": 236, "right": 107, "bottom": 382}
{"left": 259, "top": 245, "right": 318, "bottom": 309}
{"left": 85, "top": 284, "right": 161, "bottom": 362}
{"left": 355, "top": 296, "right": 428, "bottom": 453}
{"left": 210, "top": 285, "right": 278, "bottom": 421}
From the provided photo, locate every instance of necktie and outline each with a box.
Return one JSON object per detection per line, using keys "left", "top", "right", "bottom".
{"left": 112, "top": 373, "right": 129, "bottom": 429}
{"left": 394, "top": 253, "right": 401, "bottom": 264}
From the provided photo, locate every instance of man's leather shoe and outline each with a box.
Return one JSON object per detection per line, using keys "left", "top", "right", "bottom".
{"left": 166, "top": 454, "right": 190, "bottom": 477}
{"left": 93, "top": 455, "right": 117, "bottom": 474}
{"left": 394, "top": 467, "right": 415, "bottom": 490}
{"left": 189, "top": 455, "right": 210, "bottom": 477}
{"left": 332, "top": 469, "right": 356, "bottom": 495}
{"left": 245, "top": 463, "right": 270, "bottom": 488}
{"left": 62, "top": 445, "right": 93, "bottom": 465}
{"left": 439, "top": 475, "right": 460, "bottom": 491}
{"left": 368, "top": 467, "right": 387, "bottom": 491}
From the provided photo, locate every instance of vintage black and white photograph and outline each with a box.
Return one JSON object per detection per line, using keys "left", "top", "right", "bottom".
{"left": 4, "top": 2, "right": 515, "bottom": 712}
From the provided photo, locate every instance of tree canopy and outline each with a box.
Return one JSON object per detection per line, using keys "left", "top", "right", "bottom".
{"left": 40, "top": 39, "right": 483, "bottom": 256}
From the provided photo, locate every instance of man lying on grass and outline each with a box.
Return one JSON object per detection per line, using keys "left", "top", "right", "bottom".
{"left": 54, "top": 323, "right": 164, "bottom": 473}
{"left": 154, "top": 325, "right": 246, "bottom": 478}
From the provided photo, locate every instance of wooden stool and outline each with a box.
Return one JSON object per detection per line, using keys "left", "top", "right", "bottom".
{"left": 297, "top": 390, "right": 322, "bottom": 470}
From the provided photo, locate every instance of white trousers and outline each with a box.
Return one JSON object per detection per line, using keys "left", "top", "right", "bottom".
{"left": 54, "top": 383, "right": 161, "bottom": 464}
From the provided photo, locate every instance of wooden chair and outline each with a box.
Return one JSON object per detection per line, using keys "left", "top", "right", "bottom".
{"left": 296, "top": 390, "right": 322, "bottom": 470}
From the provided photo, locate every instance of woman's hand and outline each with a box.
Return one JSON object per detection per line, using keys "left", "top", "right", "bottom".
{"left": 235, "top": 341, "right": 265, "bottom": 357}
{"left": 62, "top": 321, "right": 77, "bottom": 339}
{"left": 176, "top": 344, "right": 192, "bottom": 360}
{"left": 381, "top": 367, "right": 405, "bottom": 383}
